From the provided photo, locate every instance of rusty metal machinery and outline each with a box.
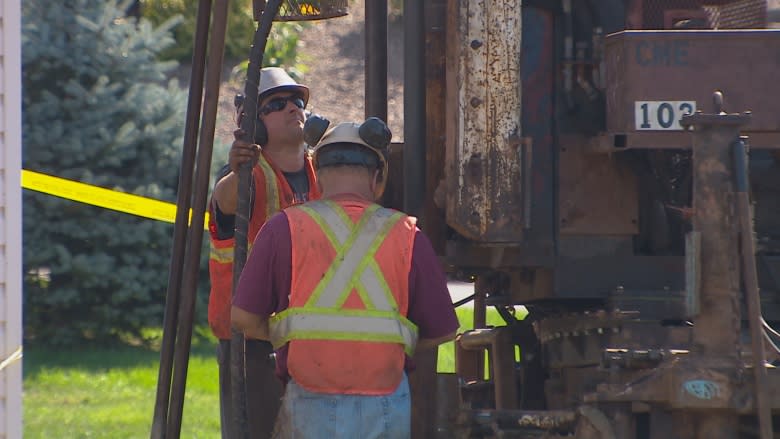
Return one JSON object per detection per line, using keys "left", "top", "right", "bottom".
{"left": 381, "top": 0, "right": 780, "bottom": 437}
{"left": 153, "top": 0, "right": 780, "bottom": 437}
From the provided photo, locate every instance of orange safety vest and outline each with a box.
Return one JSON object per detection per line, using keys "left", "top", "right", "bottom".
{"left": 207, "top": 152, "right": 319, "bottom": 340}
{"left": 269, "top": 199, "right": 419, "bottom": 395}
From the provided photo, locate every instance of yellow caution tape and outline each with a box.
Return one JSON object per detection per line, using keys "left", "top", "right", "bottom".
{"left": 21, "top": 169, "right": 209, "bottom": 228}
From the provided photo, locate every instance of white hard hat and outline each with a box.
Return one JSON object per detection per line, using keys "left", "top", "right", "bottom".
{"left": 311, "top": 119, "right": 392, "bottom": 197}
{"left": 257, "top": 67, "right": 309, "bottom": 105}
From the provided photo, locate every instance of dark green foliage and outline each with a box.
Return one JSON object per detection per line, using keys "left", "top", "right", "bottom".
{"left": 22, "top": 0, "right": 192, "bottom": 345}
{"left": 141, "top": 0, "right": 307, "bottom": 75}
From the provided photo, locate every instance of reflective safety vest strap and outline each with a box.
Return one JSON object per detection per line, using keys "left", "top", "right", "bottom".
{"left": 270, "top": 308, "right": 418, "bottom": 355}
{"left": 209, "top": 240, "right": 252, "bottom": 264}
{"left": 299, "top": 201, "right": 400, "bottom": 311}
{"left": 269, "top": 200, "right": 418, "bottom": 355}
{"left": 209, "top": 241, "right": 234, "bottom": 264}
{"left": 209, "top": 156, "right": 278, "bottom": 266}
{"left": 256, "top": 153, "right": 281, "bottom": 218}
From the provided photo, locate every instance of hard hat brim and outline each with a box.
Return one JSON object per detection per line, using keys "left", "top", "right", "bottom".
{"left": 259, "top": 84, "right": 310, "bottom": 107}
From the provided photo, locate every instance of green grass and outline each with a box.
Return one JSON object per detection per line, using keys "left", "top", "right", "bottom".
{"left": 23, "top": 337, "right": 221, "bottom": 439}
{"left": 23, "top": 307, "right": 525, "bottom": 437}
{"left": 437, "top": 305, "right": 527, "bottom": 373}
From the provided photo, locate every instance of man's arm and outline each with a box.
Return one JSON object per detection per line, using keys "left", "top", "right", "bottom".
{"left": 231, "top": 212, "right": 293, "bottom": 339}
{"left": 407, "top": 229, "right": 461, "bottom": 352}
{"left": 213, "top": 172, "right": 239, "bottom": 215}
{"left": 231, "top": 306, "right": 270, "bottom": 340}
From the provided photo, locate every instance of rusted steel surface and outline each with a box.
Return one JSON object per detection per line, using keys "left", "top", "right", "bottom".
{"left": 537, "top": 313, "right": 693, "bottom": 370}
{"left": 588, "top": 131, "right": 780, "bottom": 152}
{"left": 558, "top": 134, "right": 639, "bottom": 235}
{"left": 516, "top": 410, "right": 577, "bottom": 430}
{"left": 605, "top": 30, "right": 780, "bottom": 135}
{"left": 458, "top": 328, "right": 498, "bottom": 350}
{"left": 455, "top": 335, "right": 483, "bottom": 384}
{"left": 684, "top": 102, "right": 748, "bottom": 360}
{"left": 491, "top": 329, "right": 518, "bottom": 410}
{"left": 458, "top": 408, "right": 576, "bottom": 435}
{"left": 602, "top": 348, "right": 671, "bottom": 370}
{"left": 457, "top": 327, "right": 518, "bottom": 410}
{"left": 595, "top": 363, "right": 780, "bottom": 413}
{"left": 445, "top": 0, "right": 524, "bottom": 242}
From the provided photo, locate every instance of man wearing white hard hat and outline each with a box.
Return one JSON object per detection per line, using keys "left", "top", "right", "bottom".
{"left": 207, "top": 67, "right": 321, "bottom": 438}
{"left": 231, "top": 118, "right": 458, "bottom": 438}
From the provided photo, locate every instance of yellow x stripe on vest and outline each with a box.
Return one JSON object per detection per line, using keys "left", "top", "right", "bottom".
{"left": 269, "top": 200, "right": 418, "bottom": 355}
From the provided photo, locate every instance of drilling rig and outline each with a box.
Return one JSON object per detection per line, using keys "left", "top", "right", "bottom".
{"left": 157, "top": 1, "right": 780, "bottom": 438}
{"left": 378, "top": 0, "right": 780, "bottom": 438}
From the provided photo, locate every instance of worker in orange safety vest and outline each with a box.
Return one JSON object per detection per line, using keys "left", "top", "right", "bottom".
{"left": 207, "top": 67, "right": 321, "bottom": 438}
{"left": 231, "top": 117, "right": 459, "bottom": 438}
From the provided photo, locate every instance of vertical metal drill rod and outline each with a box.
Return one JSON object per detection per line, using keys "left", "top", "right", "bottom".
{"left": 232, "top": 1, "right": 283, "bottom": 438}
{"left": 365, "top": 0, "right": 388, "bottom": 122}
{"left": 733, "top": 139, "right": 773, "bottom": 439}
{"left": 403, "top": 0, "right": 426, "bottom": 217}
{"left": 150, "top": 0, "right": 211, "bottom": 436}
{"left": 165, "top": 1, "right": 230, "bottom": 438}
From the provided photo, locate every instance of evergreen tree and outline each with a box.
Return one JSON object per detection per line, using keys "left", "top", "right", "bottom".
{"left": 22, "top": 0, "right": 189, "bottom": 344}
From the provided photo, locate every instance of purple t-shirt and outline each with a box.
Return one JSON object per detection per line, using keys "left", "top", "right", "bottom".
{"left": 233, "top": 207, "right": 459, "bottom": 381}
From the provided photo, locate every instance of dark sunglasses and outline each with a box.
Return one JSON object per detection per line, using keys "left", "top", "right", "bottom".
{"left": 259, "top": 95, "right": 306, "bottom": 116}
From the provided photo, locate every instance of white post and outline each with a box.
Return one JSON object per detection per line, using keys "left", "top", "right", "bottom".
{"left": 0, "top": 0, "right": 24, "bottom": 437}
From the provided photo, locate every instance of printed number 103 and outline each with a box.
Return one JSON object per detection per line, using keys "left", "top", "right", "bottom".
{"left": 635, "top": 101, "right": 696, "bottom": 131}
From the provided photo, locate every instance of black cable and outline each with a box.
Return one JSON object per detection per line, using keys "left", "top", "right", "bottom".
{"left": 452, "top": 294, "right": 475, "bottom": 308}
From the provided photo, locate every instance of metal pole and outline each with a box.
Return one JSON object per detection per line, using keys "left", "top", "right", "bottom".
{"left": 733, "top": 139, "right": 773, "bottom": 439}
{"left": 150, "top": 0, "right": 211, "bottom": 436}
{"left": 233, "top": 1, "right": 283, "bottom": 438}
{"left": 365, "top": 0, "right": 388, "bottom": 122}
{"left": 682, "top": 91, "right": 750, "bottom": 439}
{"left": 403, "top": 0, "right": 426, "bottom": 217}
{"left": 165, "top": 1, "right": 230, "bottom": 438}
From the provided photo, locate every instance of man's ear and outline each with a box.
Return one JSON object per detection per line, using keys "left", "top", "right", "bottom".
{"left": 370, "top": 168, "right": 382, "bottom": 200}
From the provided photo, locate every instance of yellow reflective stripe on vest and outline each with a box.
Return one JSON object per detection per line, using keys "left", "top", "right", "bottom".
{"left": 270, "top": 200, "right": 418, "bottom": 354}
{"left": 209, "top": 241, "right": 252, "bottom": 264}
{"left": 210, "top": 243, "right": 234, "bottom": 263}
{"left": 256, "top": 154, "right": 281, "bottom": 218}
{"left": 300, "top": 201, "right": 399, "bottom": 311}
{"left": 270, "top": 307, "right": 418, "bottom": 355}
{"left": 299, "top": 201, "right": 381, "bottom": 307}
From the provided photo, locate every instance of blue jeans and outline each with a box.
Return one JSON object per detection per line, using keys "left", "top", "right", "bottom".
{"left": 272, "top": 373, "right": 411, "bottom": 439}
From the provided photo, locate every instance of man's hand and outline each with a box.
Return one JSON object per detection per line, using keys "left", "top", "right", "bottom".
{"left": 212, "top": 129, "right": 260, "bottom": 215}
{"left": 229, "top": 128, "right": 261, "bottom": 174}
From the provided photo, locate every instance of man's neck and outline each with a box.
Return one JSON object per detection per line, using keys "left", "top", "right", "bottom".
{"left": 264, "top": 143, "right": 305, "bottom": 173}
{"left": 321, "top": 181, "right": 375, "bottom": 202}
{"left": 323, "top": 191, "right": 374, "bottom": 202}
{"left": 319, "top": 169, "right": 377, "bottom": 202}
